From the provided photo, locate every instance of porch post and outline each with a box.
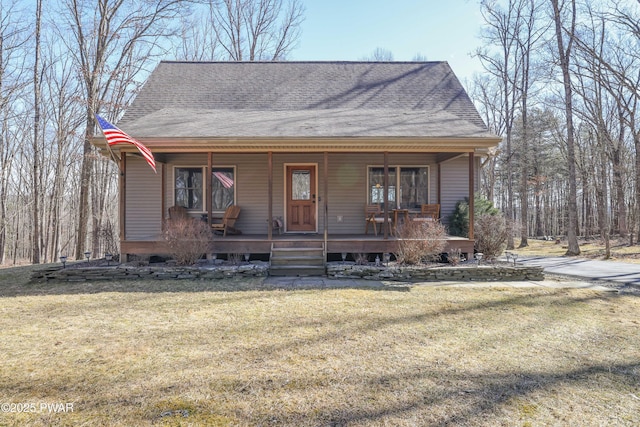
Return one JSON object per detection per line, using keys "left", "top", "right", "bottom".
{"left": 383, "top": 151, "right": 389, "bottom": 239}
{"left": 207, "top": 152, "right": 213, "bottom": 226}
{"left": 437, "top": 162, "right": 442, "bottom": 205}
{"left": 468, "top": 151, "right": 475, "bottom": 240}
{"left": 324, "top": 151, "right": 328, "bottom": 244}
{"left": 161, "top": 162, "right": 166, "bottom": 229}
{"left": 119, "top": 154, "right": 126, "bottom": 242}
{"left": 268, "top": 152, "right": 273, "bottom": 240}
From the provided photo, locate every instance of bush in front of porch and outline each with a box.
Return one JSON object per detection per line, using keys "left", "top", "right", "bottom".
{"left": 475, "top": 213, "right": 509, "bottom": 261}
{"left": 163, "top": 217, "right": 211, "bottom": 265}
{"left": 394, "top": 220, "right": 447, "bottom": 265}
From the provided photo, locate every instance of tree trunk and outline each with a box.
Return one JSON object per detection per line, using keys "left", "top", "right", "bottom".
{"left": 551, "top": 0, "right": 580, "bottom": 255}
{"left": 612, "top": 146, "right": 627, "bottom": 238}
{"left": 76, "top": 109, "right": 95, "bottom": 260}
{"left": 636, "top": 133, "right": 640, "bottom": 244}
{"left": 31, "top": 0, "right": 42, "bottom": 264}
{"left": 519, "top": 108, "right": 529, "bottom": 248}
{"left": 595, "top": 137, "right": 610, "bottom": 259}
{"left": 0, "top": 47, "right": 4, "bottom": 265}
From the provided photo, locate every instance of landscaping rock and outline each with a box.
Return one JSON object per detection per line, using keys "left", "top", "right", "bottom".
{"left": 325, "top": 263, "right": 544, "bottom": 282}
{"left": 32, "top": 261, "right": 541, "bottom": 283}
{"left": 31, "top": 263, "right": 269, "bottom": 282}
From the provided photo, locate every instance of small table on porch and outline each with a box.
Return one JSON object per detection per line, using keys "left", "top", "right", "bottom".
{"left": 392, "top": 209, "right": 410, "bottom": 231}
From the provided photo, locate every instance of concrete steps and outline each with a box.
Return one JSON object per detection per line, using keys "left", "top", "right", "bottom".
{"left": 269, "top": 242, "right": 326, "bottom": 276}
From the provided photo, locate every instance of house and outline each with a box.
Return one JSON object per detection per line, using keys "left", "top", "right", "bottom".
{"left": 92, "top": 61, "right": 500, "bottom": 263}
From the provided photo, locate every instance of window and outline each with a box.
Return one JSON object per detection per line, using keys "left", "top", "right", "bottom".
{"left": 175, "top": 167, "right": 203, "bottom": 210}
{"left": 211, "top": 167, "right": 235, "bottom": 210}
{"left": 291, "top": 169, "right": 311, "bottom": 200}
{"left": 368, "top": 166, "right": 429, "bottom": 209}
{"left": 369, "top": 167, "right": 396, "bottom": 206}
{"left": 175, "top": 166, "right": 236, "bottom": 212}
{"left": 399, "top": 167, "right": 428, "bottom": 208}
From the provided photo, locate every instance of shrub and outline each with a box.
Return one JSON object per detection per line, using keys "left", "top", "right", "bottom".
{"left": 447, "top": 248, "right": 463, "bottom": 266}
{"left": 163, "top": 217, "right": 211, "bottom": 265}
{"left": 228, "top": 253, "right": 243, "bottom": 265}
{"left": 394, "top": 220, "right": 447, "bottom": 265}
{"left": 474, "top": 214, "right": 508, "bottom": 261}
{"left": 97, "top": 219, "right": 120, "bottom": 261}
{"left": 448, "top": 193, "right": 500, "bottom": 237}
{"left": 354, "top": 253, "right": 369, "bottom": 265}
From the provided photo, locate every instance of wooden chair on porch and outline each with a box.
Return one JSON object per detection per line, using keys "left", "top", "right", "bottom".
{"left": 211, "top": 205, "right": 241, "bottom": 236}
{"left": 365, "top": 204, "right": 390, "bottom": 236}
{"left": 412, "top": 204, "right": 440, "bottom": 222}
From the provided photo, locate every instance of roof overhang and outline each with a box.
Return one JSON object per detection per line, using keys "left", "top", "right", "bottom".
{"left": 92, "top": 136, "right": 502, "bottom": 157}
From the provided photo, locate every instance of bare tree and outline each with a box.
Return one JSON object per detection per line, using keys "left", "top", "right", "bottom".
{"left": 476, "top": 0, "right": 530, "bottom": 250}
{"left": 361, "top": 47, "right": 394, "bottom": 61}
{"left": 471, "top": 73, "right": 506, "bottom": 202}
{"left": 516, "top": 0, "right": 548, "bottom": 247}
{"left": 208, "top": 0, "right": 305, "bottom": 61}
{"left": 550, "top": 0, "right": 580, "bottom": 255}
{"left": 571, "top": 4, "right": 622, "bottom": 256}
{"left": 173, "top": 12, "right": 220, "bottom": 61}
{"left": 30, "top": 0, "right": 42, "bottom": 264}
{"left": 0, "top": 0, "right": 29, "bottom": 264}
{"left": 571, "top": 0, "right": 640, "bottom": 243}
{"left": 42, "top": 44, "right": 85, "bottom": 262}
{"left": 606, "top": 2, "right": 640, "bottom": 243}
{"left": 56, "top": 0, "right": 186, "bottom": 260}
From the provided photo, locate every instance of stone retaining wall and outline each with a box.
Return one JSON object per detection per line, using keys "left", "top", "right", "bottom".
{"left": 32, "top": 262, "right": 543, "bottom": 283}
{"left": 326, "top": 263, "right": 544, "bottom": 282}
{"left": 31, "top": 262, "right": 269, "bottom": 282}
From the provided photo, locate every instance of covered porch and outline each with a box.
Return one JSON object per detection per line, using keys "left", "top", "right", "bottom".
{"left": 118, "top": 146, "right": 484, "bottom": 261}
{"left": 118, "top": 147, "right": 481, "bottom": 261}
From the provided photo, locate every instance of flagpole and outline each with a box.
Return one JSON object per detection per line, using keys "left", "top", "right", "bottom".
{"left": 91, "top": 108, "right": 123, "bottom": 174}
{"left": 103, "top": 135, "right": 124, "bottom": 174}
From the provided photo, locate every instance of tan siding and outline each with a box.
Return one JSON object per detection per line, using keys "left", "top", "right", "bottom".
{"left": 152, "top": 152, "right": 447, "bottom": 236}
{"left": 439, "top": 155, "right": 479, "bottom": 224}
{"left": 125, "top": 156, "right": 163, "bottom": 240}
{"left": 233, "top": 154, "right": 269, "bottom": 234}
{"left": 326, "top": 153, "right": 367, "bottom": 234}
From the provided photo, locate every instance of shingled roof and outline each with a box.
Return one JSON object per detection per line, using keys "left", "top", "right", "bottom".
{"left": 118, "top": 61, "right": 493, "bottom": 139}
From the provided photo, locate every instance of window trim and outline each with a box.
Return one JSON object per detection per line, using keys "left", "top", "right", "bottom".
{"left": 173, "top": 166, "right": 205, "bottom": 212}
{"left": 367, "top": 165, "right": 431, "bottom": 209}
{"left": 211, "top": 165, "right": 237, "bottom": 213}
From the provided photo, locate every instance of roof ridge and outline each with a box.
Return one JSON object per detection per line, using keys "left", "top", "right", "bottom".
{"left": 158, "top": 60, "right": 448, "bottom": 65}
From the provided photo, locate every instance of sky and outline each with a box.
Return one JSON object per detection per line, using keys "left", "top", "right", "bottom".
{"left": 290, "top": 0, "right": 486, "bottom": 84}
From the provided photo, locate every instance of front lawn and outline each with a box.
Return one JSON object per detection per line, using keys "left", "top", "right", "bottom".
{"left": 0, "top": 266, "right": 638, "bottom": 426}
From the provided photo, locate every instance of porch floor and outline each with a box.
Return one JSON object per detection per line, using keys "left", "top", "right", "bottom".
{"left": 122, "top": 234, "right": 474, "bottom": 259}
{"left": 209, "top": 233, "right": 473, "bottom": 256}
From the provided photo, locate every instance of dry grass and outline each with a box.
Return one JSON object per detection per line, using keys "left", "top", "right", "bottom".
{"left": 516, "top": 238, "right": 640, "bottom": 263}
{"left": 0, "top": 266, "right": 639, "bottom": 426}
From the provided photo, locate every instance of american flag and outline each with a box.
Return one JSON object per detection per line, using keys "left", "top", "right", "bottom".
{"left": 213, "top": 171, "right": 234, "bottom": 188}
{"left": 95, "top": 114, "right": 156, "bottom": 173}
